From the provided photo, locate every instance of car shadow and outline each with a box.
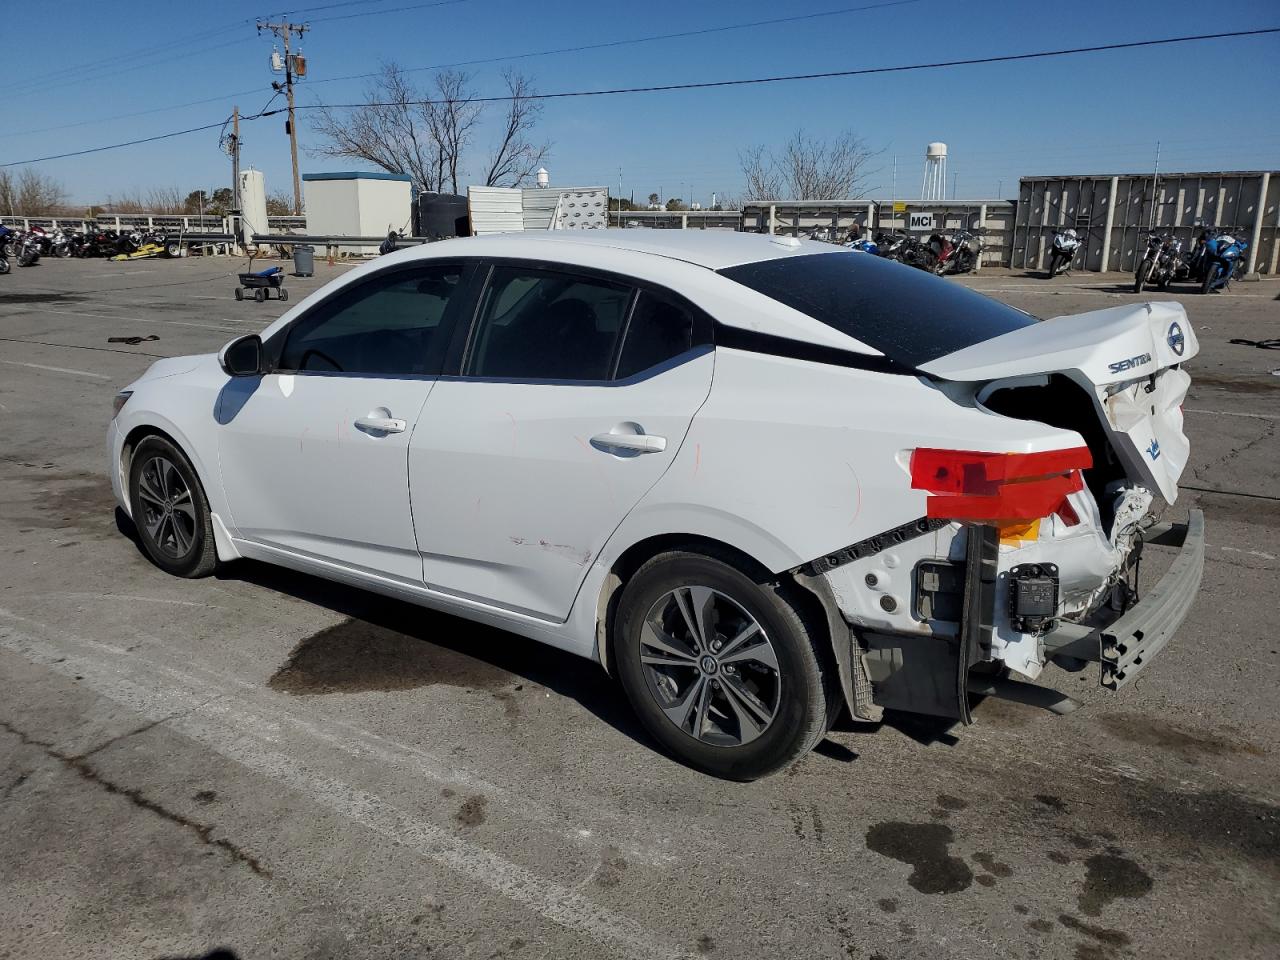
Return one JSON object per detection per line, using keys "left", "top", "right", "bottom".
{"left": 213, "top": 558, "right": 893, "bottom": 768}
{"left": 216, "top": 558, "right": 658, "bottom": 751}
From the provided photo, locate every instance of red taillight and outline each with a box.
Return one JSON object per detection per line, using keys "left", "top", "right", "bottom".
{"left": 910, "top": 446, "right": 1092, "bottom": 522}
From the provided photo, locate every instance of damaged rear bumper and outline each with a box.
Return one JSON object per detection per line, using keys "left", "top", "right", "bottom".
{"left": 1043, "top": 510, "right": 1205, "bottom": 689}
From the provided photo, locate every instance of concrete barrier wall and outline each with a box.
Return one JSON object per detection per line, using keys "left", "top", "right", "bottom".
{"left": 1014, "top": 171, "right": 1278, "bottom": 275}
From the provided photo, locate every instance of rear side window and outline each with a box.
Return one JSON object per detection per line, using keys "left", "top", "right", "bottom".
{"left": 466, "top": 265, "right": 633, "bottom": 381}
{"left": 616, "top": 290, "right": 695, "bottom": 378}
{"left": 718, "top": 252, "right": 1038, "bottom": 367}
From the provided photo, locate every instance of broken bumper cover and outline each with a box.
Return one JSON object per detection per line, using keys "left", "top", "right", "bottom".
{"left": 1046, "top": 510, "right": 1205, "bottom": 690}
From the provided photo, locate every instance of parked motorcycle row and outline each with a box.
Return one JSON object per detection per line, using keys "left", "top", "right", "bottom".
{"left": 1132, "top": 225, "right": 1250, "bottom": 295}
{"left": 1040, "top": 223, "right": 1249, "bottom": 294}
{"left": 844, "top": 228, "right": 984, "bottom": 276}
{"left": 0, "top": 223, "right": 184, "bottom": 271}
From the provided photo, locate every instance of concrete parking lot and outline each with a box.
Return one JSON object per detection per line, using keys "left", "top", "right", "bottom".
{"left": 1, "top": 254, "right": 1277, "bottom": 960}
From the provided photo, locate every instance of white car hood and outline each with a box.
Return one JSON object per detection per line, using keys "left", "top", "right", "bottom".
{"left": 132, "top": 353, "right": 214, "bottom": 384}
{"left": 920, "top": 301, "right": 1198, "bottom": 503}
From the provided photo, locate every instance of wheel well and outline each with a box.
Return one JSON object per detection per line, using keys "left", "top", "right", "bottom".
{"left": 595, "top": 534, "right": 835, "bottom": 685}
{"left": 120, "top": 424, "right": 206, "bottom": 501}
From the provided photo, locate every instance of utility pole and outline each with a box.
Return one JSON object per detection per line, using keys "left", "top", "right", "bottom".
{"left": 220, "top": 106, "right": 243, "bottom": 245}
{"left": 1149, "top": 140, "right": 1162, "bottom": 230}
{"left": 257, "top": 19, "right": 309, "bottom": 215}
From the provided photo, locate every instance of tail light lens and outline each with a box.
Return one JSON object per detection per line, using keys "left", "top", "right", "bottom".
{"left": 910, "top": 446, "right": 1092, "bottom": 523}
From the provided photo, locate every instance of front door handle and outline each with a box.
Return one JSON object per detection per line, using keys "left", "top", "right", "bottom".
{"left": 354, "top": 415, "right": 407, "bottom": 435}
{"left": 590, "top": 432, "right": 667, "bottom": 454}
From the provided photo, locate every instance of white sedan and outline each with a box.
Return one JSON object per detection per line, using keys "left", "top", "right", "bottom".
{"left": 109, "top": 231, "right": 1204, "bottom": 779}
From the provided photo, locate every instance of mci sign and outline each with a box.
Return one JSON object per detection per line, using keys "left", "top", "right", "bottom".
{"left": 908, "top": 212, "right": 935, "bottom": 232}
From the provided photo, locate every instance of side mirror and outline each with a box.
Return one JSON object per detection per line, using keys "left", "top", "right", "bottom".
{"left": 219, "top": 334, "right": 263, "bottom": 377}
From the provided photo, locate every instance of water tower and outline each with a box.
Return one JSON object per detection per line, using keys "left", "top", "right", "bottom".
{"left": 921, "top": 142, "right": 947, "bottom": 201}
{"left": 535, "top": 167, "right": 550, "bottom": 189}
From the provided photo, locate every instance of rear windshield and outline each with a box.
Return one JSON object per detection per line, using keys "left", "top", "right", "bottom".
{"left": 718, "top": 252, "right": 1038, "bottom": 367}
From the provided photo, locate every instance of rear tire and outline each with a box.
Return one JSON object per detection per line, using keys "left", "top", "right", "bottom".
{"left": 234, "top": 287, "right": 243, "bottom": 301}
{"left": 127, "top": 435, "right": 218, "bottom": 578}
{"left": 165, "top": 240, "right": 181, "bottom": 258}
{"left": 279, "top": 287, "right": 289, "bottom": 302}
{"left": 0, "top": 257, "right": 9, "bottom": 275}
{"left": 254, "top": 288, "right": 265, "bottom": 302}
{"left": 612, "top": 549, "right": 839, "bottom": 780}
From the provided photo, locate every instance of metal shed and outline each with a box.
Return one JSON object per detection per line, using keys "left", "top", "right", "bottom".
{"left": 302, "top": 171, "right": 414, "bottom": 253}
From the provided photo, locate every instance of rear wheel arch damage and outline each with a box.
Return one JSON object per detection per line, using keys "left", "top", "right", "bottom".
{"left": 594, "top": 533, "right": 857, "bottom": 724}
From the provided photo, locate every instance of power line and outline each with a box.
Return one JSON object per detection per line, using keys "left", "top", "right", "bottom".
{"left": 6, "top": 0, "right": 915, "bottom": 138}
{"left": 5, "top": 27, "right": 1277, "bottom": 168}
{"left": 306, "top": 27, "right": 1280, "bottom": 107}
{"left": 6, "top": 87, "right": 266, "bottom": 139}
{"left": 311, "top": 0, "right": 925, "bottom": 85}
{"left": 306, "top": 0, "right": 474, "bottom": 23}
{"left": 1, "top": 119, "right": 235, "bottom": 167}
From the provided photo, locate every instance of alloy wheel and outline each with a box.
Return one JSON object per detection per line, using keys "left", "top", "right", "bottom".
{"left": 136, "top": 456, "right": 197, "bottom": 558}
{"left": 639, "top": 586, "right": 781, "bottom": 746}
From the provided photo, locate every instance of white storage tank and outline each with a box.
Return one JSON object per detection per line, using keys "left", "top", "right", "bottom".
{"left": 302, "top": 171, "right": 413, "bottom": 254}
{"left": 238, "top": 169, "right": 268, "bottom": 251}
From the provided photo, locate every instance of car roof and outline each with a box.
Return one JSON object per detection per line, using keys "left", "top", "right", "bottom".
{"left": 430, "top": 229, "right": 843, "bottom": 271}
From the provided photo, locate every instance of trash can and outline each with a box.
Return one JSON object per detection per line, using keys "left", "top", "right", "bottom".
{"left": 292, "top": 244, "right": 315, "bottom": 277}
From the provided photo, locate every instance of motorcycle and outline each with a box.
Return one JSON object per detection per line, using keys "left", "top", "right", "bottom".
{"left": 1133, "top": 233, "right": 1189, "bottom": 293}
{"left": 898, "top": 234, "right": 937, "bottom": 272}
{"left": 82, "top": 227, "right": 121, "bottom": 258}
{"left": 846, "top": 236, "right": 879, "bottom": 254}
{"left": 1194, "top": 229, "right": 1248, "bottom": 294}
{"left": 1045, "top": 228, "right": 1083, "bottom": 278}
{"left": 934, "top": 229, "right": 982, "bottom": 275}
{"left": 873, "top": 231, "right": 909, "bottom": 261}
{"left": 14, "top": 231, "right": 42, "bottom": 267}
{"left": 50, "top": 227, "right": 85, "bottom": 258}
{"left": 0, "top": 224, "right": 16, "bottom": 259}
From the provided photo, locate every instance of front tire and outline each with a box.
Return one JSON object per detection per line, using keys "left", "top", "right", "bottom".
{"left": 1046, "top": 254, "right": 1060, "bottom": 278}
{"left": 1134, "top": 258, "right": 1152, "bottom": 293}
{"left": 1201, "top": 265, "right": 1217, "bottom": 295}
{"left": 127, "top": 436, "right": 217, "bottom": 578}
{"left": 613, "top": 550, "right": 838, "bottom": 780}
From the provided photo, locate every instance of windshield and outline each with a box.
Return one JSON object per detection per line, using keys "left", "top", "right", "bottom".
{"left": 718, "top": 251, "right": 1038, "bottom": 367}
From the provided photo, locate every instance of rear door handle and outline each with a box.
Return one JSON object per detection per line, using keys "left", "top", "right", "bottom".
{"left": 354, "top": 416, "right": 407, "bottom": 434}
{"left": 590, "top": 432, "right": 667, "bottom": 454}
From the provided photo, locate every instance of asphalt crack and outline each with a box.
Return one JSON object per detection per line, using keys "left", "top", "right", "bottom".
{"left": 0, "top": 717, "right": 269, "bottom": 877}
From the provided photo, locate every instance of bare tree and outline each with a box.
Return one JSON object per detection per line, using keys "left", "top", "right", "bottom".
{"left": 740, "top": 130, "right": 878, "bottom": 200}
{"left": 0, "top": 168, "right": 69, "bottom": 216}
{"left": 265, "top": 189, "right": 294, "bottom": 216}
{"left": 424, "top": 70, "right": 481, "bottom": 194}
{"left": 482, "top": 71, "right": 551, "bottom": 188}
{"left": 146, "top": 186, "right": 186, "bottom": 214}
{"left": 739, "top": 144, "right": 783, "bottom": 201}
{"left": 312, "top": 62, "right": 444, "bottom": 190}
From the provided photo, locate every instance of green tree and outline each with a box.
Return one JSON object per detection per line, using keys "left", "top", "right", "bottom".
{"left": 665, "top": 198, "right": 686, "bottom": 211}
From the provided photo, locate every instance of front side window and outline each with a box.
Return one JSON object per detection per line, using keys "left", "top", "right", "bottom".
{"left": 466, "top": 265, "right": 634, "bottom": 381}
{"left": 278, "top": 264, "right": 464, "bottom": 375}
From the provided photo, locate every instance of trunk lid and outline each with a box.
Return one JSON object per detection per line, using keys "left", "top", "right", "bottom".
{"left": 919, "top": 301, "right": 1197, "bottom": 502}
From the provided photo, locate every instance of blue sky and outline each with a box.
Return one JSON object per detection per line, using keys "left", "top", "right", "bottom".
{"left": 3, "top": 0, "right": 1278, "bottom": 207}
